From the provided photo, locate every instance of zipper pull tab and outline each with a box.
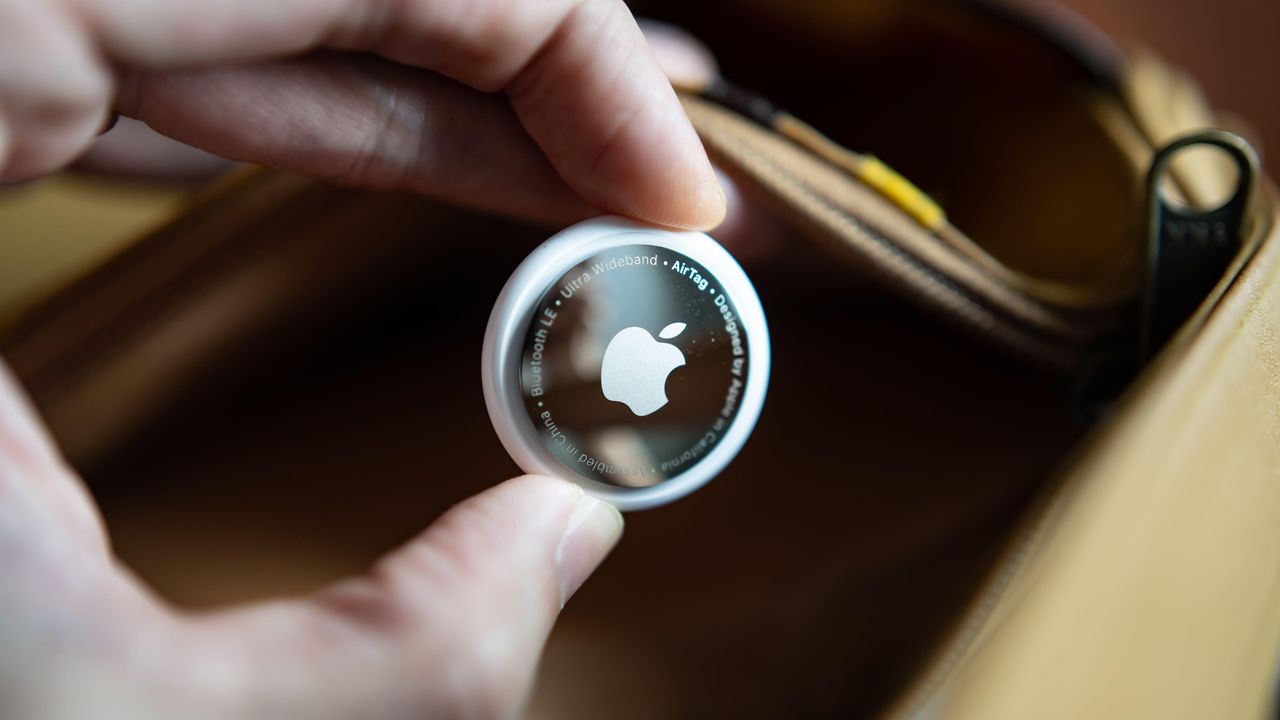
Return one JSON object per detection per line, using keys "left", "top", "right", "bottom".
{"left": 1140, "top": 130, "right": 1259, "bottom": 360}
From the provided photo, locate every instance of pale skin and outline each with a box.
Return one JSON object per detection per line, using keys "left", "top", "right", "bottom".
{"left": 0, "top": 1, "right": 733, "bottom": 717}
{"left": 0, "top": 0, "right": 726, "bottom": 226}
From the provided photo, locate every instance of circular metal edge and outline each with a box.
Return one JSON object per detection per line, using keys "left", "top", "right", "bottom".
{"left": 481, "top": 216, "right": 771, "bottom": 511}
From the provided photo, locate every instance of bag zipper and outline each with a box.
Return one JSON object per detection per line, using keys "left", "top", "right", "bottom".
{"left": 685, "top": 97, "right": 1127, "bottom": 368}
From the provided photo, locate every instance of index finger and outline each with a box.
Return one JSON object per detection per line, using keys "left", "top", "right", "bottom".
{"left": 72, "top": 0, "right": 726, "bottom": 229}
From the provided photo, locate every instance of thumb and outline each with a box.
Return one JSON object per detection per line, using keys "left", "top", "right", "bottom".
{"left": 205, "top": 475, "right": 623, "bottom": 718}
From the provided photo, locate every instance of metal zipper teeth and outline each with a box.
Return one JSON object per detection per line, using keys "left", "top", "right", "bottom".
{"left": 695, "top": 119, "right": 1089, "bottom": 368}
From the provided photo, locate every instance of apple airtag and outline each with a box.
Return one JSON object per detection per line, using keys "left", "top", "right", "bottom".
{"left": 482, "top": 216, "right": 770, "bottom": 510}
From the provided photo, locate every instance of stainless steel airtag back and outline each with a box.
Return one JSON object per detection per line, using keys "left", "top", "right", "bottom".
{"left": 482, "top": 216, "right": 770, "bottom": 510}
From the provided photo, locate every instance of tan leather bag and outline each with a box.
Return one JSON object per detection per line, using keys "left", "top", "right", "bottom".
{"left": 2, "top": 1, "right": 1276, "bottom": 717}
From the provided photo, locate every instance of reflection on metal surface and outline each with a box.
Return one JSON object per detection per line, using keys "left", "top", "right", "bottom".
{"left": 520, "top": 244, "right": 750, "bottom": 488}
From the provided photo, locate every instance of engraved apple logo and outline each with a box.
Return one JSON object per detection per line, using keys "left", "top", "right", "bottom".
{"left": 600, "top": 322, "right": 687, "bottom": 416}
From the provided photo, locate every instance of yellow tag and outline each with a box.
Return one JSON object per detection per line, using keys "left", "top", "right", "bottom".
{"left": 857, "top": 156, "right": 946, "bottom": 231}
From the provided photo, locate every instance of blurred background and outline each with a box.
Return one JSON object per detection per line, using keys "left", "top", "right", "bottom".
{"left": 1, "top": 1, "right": 1277, "bottom": 717}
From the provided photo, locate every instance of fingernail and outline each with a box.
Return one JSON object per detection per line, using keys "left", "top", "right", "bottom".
{"left": 554, "top": 491, "right": 623, "bottom": 607}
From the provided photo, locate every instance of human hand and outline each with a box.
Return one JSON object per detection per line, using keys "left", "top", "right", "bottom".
{"left": 0, "top": 0, "right": 725, "bottom": 229}
{"left": 0, "top": 7, "right": 768, "bottom": 714}
{"left": 0, "top": 361, "right": 622, "bottom": 718}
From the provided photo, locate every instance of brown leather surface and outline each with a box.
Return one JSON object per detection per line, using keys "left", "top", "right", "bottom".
{"left": 901, "top": 185, "right": 1279, "bottom": 720}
